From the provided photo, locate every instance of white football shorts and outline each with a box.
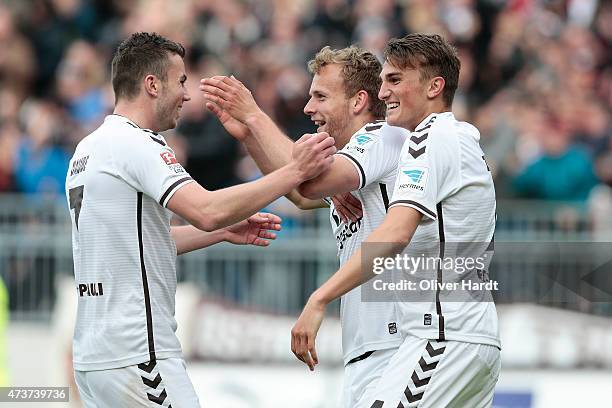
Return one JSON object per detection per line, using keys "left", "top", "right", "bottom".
{"left": 75, "top": 358, "right": 201, "bottom": 407}
{"left": 358, "top": 335, "right": 501, "bottom": 408}
{"left": 343, "top": 348, "right": 399, "bottom": 408}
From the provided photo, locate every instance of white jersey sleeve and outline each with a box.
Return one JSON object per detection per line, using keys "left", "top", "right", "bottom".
{"left": 111, "top": 131, "right": 194, "bottom": 207}
{"left": 337, "top": 122, "right": 401, "bottom": 190}
{"left": 389, "top": 118, "right": 460, "bottom": 220}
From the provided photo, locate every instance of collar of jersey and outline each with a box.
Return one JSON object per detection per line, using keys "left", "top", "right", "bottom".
{"left": 106, "top": 114, "right": 156, "bottom": 133}
{"left": 414, "top": 111, "right": 453, "bottom": 132}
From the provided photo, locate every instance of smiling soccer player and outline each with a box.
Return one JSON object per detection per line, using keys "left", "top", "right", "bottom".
{"left": 291, "top": 34, "right": 500, "bottom": 408}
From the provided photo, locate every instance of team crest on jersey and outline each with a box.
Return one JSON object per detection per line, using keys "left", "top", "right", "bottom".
{"left": 160, "top": 150, "right": 178, "bottom": 165}
{"left": 398, "top": 165, "right": 428, "bottom": 195}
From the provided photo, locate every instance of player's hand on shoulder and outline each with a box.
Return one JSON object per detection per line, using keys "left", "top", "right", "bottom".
{"left": 292, "top": 132, "right": 336, "bottom": 181}
{"left": 199, "top": 75, "right": 260, "bottom": 123}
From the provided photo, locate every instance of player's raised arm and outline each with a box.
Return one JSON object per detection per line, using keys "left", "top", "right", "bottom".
{"left": 202, "top": 76, "right": 361, "bottom": 195}
{"left": 202, "top": 76, "right": 365, "bottom": 215}
{"left": 167, "top": 132, "right": 335, "bottom": 232}
{"left": 202, "top": 77, "right": 329, "bottom": 211}
{"left": 202, "top": 76, "right": 364, "bottom": 216}
{"left": 201, "top": 76, "right": 296, "bottom": 174}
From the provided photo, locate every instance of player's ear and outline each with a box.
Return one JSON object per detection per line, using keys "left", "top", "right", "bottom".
{"left": 144, "top": 74, "right": 160, "bottom": 97}
{"left": 427, "top": 76, "right": 445, "bottom": 100}
{"left": 352, "top": 90, "right": 369, "bottom": 114}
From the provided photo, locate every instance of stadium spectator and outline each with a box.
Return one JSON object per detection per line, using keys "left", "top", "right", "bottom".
{"left": 0, "top": 5, "right": 36, "bottom": 101}
{"left": 56, "top": 41, "right": 108, "bottom": 131}
{"left": 512, "top": 117, "right": 599, "bottom": 201}
{"left": 13, "top": 101, "right": 70, "bottom": 197}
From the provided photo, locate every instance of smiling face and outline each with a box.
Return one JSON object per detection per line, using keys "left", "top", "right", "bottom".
{"left": 378, "top": 61, "right": 430, "bottom": 131}
{"left": 303, "top": 64, "right": 352, "bottom": 146}
{"left": 155, "top": 53, "right": 191, "bottom": 131}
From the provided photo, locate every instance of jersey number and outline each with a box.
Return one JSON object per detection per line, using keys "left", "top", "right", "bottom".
{"left": 69, "top": 185, "right": 84, "bottom": 230}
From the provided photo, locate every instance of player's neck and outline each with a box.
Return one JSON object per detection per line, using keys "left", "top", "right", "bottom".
{"left": 343, "top": 113, "right": 378, "bottom": 145}
{"left": 113, "top": 100, "right": 157, "bottom": 131}
{"left": 337, "top": 118, "right": 366, "bottom": 148}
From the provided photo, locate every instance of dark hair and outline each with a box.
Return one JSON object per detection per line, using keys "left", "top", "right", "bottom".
{"left": 111, "top": 32, "right": 185, "bottom": 101}
{"left": 384, "top": 34, "right": 460, "bottom": 107}
{"left": 308, "top": 46, "right": 386, "bottom": 119}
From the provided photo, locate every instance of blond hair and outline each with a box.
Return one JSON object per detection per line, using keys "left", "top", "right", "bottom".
{"left": 308, "top": 46, "right": 385, "bottom": 118}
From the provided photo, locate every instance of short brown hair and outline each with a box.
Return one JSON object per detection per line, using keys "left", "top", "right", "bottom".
{"left": 384, "top": 34, "right": 460, "bottom": 107}
{"left": 111, "top": 32, "right": 185, "bottom": 101}
{"left": 308, "top": 46, "right": 385, "bottom": 119}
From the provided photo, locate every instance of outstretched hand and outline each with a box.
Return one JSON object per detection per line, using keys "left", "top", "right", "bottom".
{"left": 224, "top": 212, "right": 282, "bottom": 246}
{"left": 205, "top": 100, "right": 252, "bottom": 142}
{"left": 200, "top": 75, "right": 260, "bottom": 124}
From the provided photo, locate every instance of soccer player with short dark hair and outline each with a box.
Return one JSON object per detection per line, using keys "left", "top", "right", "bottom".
{"left": 292, "top": 33, "right": 500, "bottom": 407}
{"left": 66, "top": 32, "right": 335, "bottom": 407}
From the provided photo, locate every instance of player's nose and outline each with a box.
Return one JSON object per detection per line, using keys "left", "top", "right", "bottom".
{"left": 378, "top": 84, "right": 389, "bottom": 101}
{"left": 303, "top": 98, "right": 315, "bottom": 115}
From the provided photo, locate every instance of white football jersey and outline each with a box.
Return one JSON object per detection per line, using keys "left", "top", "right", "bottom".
{"left": 330, "top": 121, "right": 408, "bottom": 364}
{"left": 66, "top": 114, "right": 194, "bottom": 371}
{"left": 389, "top": 112, "right": 500, "bottom": 348}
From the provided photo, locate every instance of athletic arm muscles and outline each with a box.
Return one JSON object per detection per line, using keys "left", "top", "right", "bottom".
{"left": 242, "top": 125, "right": 328, "bottom": 210}
{"left": 297, "top": 155, "right": 360, "bottom": 199}
{"left": 245, "top": 113, "right": 360, "bottom": 201}
{"left": 167, "top": 133, "right": 335, "bottom": 231}
{"left": 167, "top": 167, "right": 301, "bottom": 231}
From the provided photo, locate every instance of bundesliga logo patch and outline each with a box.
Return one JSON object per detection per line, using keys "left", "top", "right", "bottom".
{"left": 354, "top": 133, "right": 376, "bottom": 148}
{"left": 398, "top": 165, "right": 428, "bottom": 195}
{"left": 160, "top": 151, "right": 178, "bottom": 165}
{"left": 355, "top": 134, "right": 372, "bottom": 145}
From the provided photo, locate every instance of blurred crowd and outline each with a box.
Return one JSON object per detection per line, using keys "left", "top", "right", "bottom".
{"left": 0, "top": 0, "right": 610, "bottom": 211}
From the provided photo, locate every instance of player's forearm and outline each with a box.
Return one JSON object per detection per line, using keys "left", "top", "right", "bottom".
{"left": 243, "top": 132, "right": 287, "bottom": 175}
{"left": 244, "top": 111, "right": 294, "bottom": 171}
{"left": 285, "top": 190, "right": 329, "bottom": 210}
{"left": 243, "top": 116, "right": 327, "bottom": 210}
{"left": 202, "top": 164, "right": 304, "bottom": 229}
{"left": 297, "top": 159, "right": 360, "bottom": 199}
{"left": 171, "top": 225, "right": 227, "bottom": 255}
{"left": 311, "top": 215, "right": 416, "bottom": 306}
